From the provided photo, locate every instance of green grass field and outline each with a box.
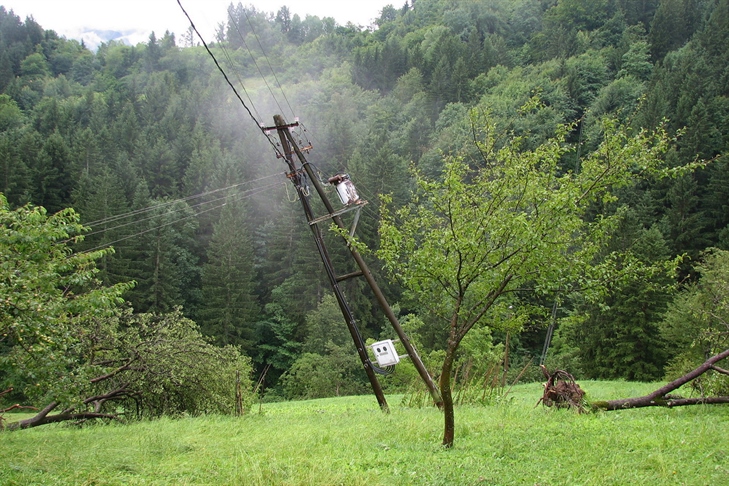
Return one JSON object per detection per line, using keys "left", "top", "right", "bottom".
{"left": 1, "top": 381, "right": 728, "bottom": 485}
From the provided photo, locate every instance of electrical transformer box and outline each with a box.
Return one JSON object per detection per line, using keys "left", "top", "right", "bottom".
{"left": 371, "top": 339, "right": 400, "bottom": 367}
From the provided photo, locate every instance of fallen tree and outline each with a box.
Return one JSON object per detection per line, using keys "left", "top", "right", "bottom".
{"left": 1, "top": 200, "right": 254, "bottom": 431}
{"left": 591, "top": 348, "right": 729, "bottom": 410}
{"left": 2, "top": 310, "right": 254, "bottom": 431}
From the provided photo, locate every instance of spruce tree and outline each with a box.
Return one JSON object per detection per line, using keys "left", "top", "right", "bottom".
{"left": 199, "top": 198, "right": 260, "bottom": 352}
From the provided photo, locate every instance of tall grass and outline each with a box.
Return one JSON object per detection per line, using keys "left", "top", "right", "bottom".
{"left": 1, "top": 381, "right": 728, "bottom": 485}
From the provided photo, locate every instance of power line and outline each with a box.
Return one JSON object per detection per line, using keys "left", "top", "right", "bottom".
{"left": 226, "top": 6, "right": 287, "bottom": 121}
{"left": 176, "top": 0, "right": 283, "bottom": 158}
{"left": 78, "top": 180, "right": 285, "bottom": 255}
{"left": 240, "top": 6, "right": 297, "bottom": 122}
{"left": 216, "top": 42, "right": 266, "bottom": 123}
{"left": 82, "top": 179, "right": 283, "bottom": 241}
{"left": 83, "top": 173, "right": 282, "bottom": 229}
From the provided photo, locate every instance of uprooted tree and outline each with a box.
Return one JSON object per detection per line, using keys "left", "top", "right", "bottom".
{"left": 539, "top": 349, "right": 729, "bottom": 412}
{"left": 0, "top": 195, "right": 253, "bottom": 430}
{"left": 592, "top": 249, "right": 729, "bottom": 411}
{"left": 378, "top": 102, "right": 685, "bottom": 447}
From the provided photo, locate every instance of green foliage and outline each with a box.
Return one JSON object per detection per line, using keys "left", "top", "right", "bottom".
{"left": 280, "top": 347, "right": 367, "bottom": 400}
{"left": 91, "top": 308, "right": 254, "bottom": 417}
{"left": 278, "top": 294, "right": 371, "bottom": 400}
{"left": 0, "top": 195, "right": 252, "bottom": 421}
{"left": 0, "top": 194, "right": 131, "bottom": 404}
{"left": 123, "top": 198, "right": 200, "bottom": 315}
{"left": 661, "top": 249, "right": 729, "bottom": 395}
{"left": 380, "top": 105, "right": 672, "bottom": 338}
{"left": 2, "top": 0, "right": 727, "bottom": 404}
{"left": 378, "top": 101, "right": 674, "bottom": 445}
{"left": 563, "top": 209, "right": 677, "bottom": 380}
{"left": 301, "top": 293, "right": 352, "bottom": 353}
{"left": 199, "top": 199, "right": 259, "bottom": 352}
{"left": 254, "top": 302, "right": 302, "bottom": 386}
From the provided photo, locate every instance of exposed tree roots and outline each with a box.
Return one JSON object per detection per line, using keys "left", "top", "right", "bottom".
{"left": 537, "top": 366, "right": 586, "bottom": 412}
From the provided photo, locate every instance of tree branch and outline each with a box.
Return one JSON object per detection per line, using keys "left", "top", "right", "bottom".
{"left": 460, "top": 274, "right": 514, "bottom": 339}
{"left": 6, "top": 411, "right": 119, "bottom": 431}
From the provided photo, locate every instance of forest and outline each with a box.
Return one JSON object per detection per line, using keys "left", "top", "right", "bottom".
{"left": 1, "top": 0, "right": 728, "bottom": 424}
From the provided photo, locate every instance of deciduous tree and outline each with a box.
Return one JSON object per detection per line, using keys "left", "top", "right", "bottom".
{"left": 378, "top": 104, "right": 674, "bottom": 447}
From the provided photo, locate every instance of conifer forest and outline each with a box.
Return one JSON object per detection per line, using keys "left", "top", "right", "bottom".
{"left": 1, "top": 0, "right": 729, "bottom": 422}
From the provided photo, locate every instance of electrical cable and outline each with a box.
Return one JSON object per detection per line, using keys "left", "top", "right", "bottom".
{"left": 240, "top": 6, "right": 297, "bottom": 122}
{"left": 78, "top": 180, "right": 285, "bottom": 255}
{"left": 81, "top": 180, "right": 283, "bottom": 241}
{"left": 176, "top": 0, "right": 283, "bottom": 158}
{"left": 226, "top": 7, "right": 287, "bottom": 121}
{"left": 82, "top": 173, "right": 282, "bottom": 229}
{"left": 215, "top": 41, "right": 265, "bottom": 123}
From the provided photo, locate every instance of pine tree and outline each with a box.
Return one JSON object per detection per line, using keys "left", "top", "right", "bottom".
{"left": 567, "top": 211, "right": 674, "bottom": 381}
{"left": 73, "top": 168, "right": 133, "bottom": 287}
{"left": 199, "top": 198, "right": 260, "bottom": 352}
{"left": 124, "top": 186, "right": 199, "bottom": 314}
{"left": 32, "top": 131, "right": 74, "bottom": 213}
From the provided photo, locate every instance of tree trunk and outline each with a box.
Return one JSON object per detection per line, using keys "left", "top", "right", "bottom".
{"left": 440, "top": 341, "right": 458, "bottom": 448}
{"left": 592, "top": 348, "right": 729, "bottom": 411}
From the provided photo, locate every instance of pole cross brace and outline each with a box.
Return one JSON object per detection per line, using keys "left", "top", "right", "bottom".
{"left": 308, "top": 201, "right": 367, "bottom": 239}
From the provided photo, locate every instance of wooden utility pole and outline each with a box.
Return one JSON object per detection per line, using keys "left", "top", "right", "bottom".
{"left": 271, "top": 115, "right": 443, "bottom": 410}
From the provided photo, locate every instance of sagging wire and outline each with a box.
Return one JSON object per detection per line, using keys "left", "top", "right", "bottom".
{"left": 241, "top": 7, "right": 297, "bottom": 123}
{"left": 215, "top": 38, "right": 265, "bottom": 123}
{"left": 82, "top": 173, "right": 282, "bottom": 229}
{"left": 81, "top": 179, "right": 283, "bottom": 241}
{"left": 77, "top": 180, "right": 285, "bottom": 255}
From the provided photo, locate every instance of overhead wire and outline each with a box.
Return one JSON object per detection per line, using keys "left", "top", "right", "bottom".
{"left": 215, "top": 41, "right": 265, "bottom": 123}
{"left": 176, "top": 0, "right": 283, "bottom": 158}
{"left": 82, "top": 172, "right": 282, "bottom": 229}
{"left": 81, "top": 179, "right": 284, "bottom": 241}
{"left": 177, "top": 1, "right": 384, "bottom": 226}
{"left": 240, "top": 6, "right": 297, "bottom": 122}
{"left": 78, "top": 179, "right": 286, "bottom": 255}
{"left": 226, "top": 7, "right": 288, "bottom": 122}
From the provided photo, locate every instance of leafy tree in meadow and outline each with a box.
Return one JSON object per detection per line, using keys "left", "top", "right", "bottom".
{"left": 0, "top": 194, "right": 131, "bottom": 413}
{"left": 378, "top": 103, "right": 675, "bottom": 447}
{"left": 280, "top": 348, "right": 367, "bottom": 400}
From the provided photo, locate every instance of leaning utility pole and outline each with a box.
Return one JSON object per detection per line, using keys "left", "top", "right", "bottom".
{"left": 270, "top": 115, "right": 443, "bottom": 411}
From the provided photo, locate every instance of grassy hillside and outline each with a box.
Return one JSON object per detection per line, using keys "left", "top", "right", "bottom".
{"left": 2, "top": 381, "right": 728, "bottom": 485}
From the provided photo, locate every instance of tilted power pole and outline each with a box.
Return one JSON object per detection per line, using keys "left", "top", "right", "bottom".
{"left": 271, "top": 115, "right": 443, "bottom": 411}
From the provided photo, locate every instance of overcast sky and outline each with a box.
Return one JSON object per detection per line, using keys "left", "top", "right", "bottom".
{"left": 2, "top": 0, "right": 390, "bottom": 47}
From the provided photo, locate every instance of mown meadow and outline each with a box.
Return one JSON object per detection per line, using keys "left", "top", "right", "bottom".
{"left": 2, "top": 381, "right": 727, "bottom": 485}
